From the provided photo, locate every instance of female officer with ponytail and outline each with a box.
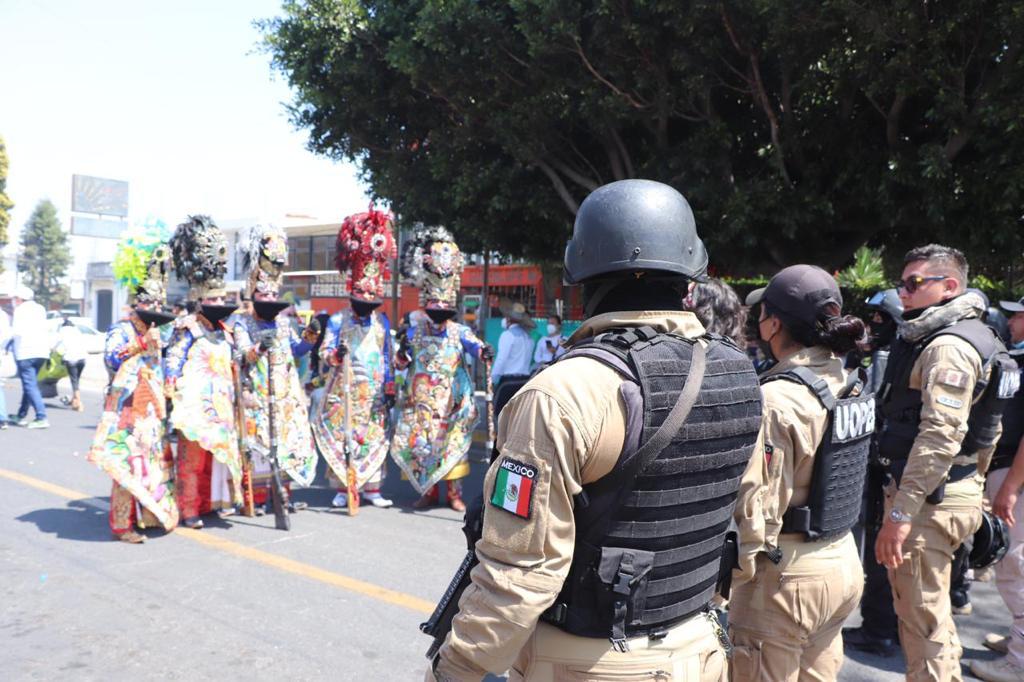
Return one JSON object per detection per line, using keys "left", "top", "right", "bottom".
{"left": 730, "top": 265, "right": 873, "bottom": 681}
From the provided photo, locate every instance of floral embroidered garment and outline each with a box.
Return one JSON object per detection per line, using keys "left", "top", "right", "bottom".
{"left": 167, "top": 318, "right": 243, "bottom": 505}
{"left": 89, "top": 319, "right": 178, "bottom": 530}
{"left": 391, "top": 320, "right": 482, "bottom": 493}
{"left": 311, "top": 309, "right": 394, "bottom": 489}
{"left": 233, "top": 314, "right": 318, "bottom": 487}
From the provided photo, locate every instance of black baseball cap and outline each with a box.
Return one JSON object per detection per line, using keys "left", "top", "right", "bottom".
{"left": 746, "top": 265, "right": 843, "bottom": 327}
{"left": 999, "top": 297, "right": 1024, "bottom": 314}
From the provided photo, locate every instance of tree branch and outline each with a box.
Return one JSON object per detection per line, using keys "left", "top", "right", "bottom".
{"left": 548, "top": 157, "right": 600, "bottom": 192}
{"left": 533, "top": 159, "right": 580, "bottom": 214}
{"left": 720, "top": 4, "right": 792, "bottom": 185}
{"left": 608, "top": 127, "right": 635, "bottom": 178}
{"left": 573, "top": 37, "right": 650, "bottom": 110}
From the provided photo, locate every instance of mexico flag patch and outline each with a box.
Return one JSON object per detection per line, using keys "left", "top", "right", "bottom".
{"left": 490, "top": 457, "right": 538, "bottom": 519}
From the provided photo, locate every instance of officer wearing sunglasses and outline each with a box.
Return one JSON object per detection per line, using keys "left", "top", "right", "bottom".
{"left": 874, "top": 244, "right": 1015, "bottom": 681}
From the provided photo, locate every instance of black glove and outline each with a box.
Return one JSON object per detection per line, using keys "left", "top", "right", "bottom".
{"left": 335, "top": 342, "right": 348, "bottom": 362}
{"left": 480, "top": 344, "right": 495, "bottom": 361}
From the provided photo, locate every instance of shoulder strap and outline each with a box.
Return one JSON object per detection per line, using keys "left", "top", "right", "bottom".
{"left": 762, "top": 365, "right": 836, "bottom": 411}
{"left": 580, "top": 338, "right": 707, "bottom": 546}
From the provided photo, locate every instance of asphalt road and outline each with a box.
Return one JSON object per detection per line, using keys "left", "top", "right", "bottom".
{"left": 0, "top": 378, "right": 1012, "bottom": 681}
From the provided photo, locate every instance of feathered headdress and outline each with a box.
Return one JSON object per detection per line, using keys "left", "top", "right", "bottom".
{"left": 112, "top": 218, "right": 172, "bottom": 305}
{"left": 399, "top": 225, "right": 463, "bottom": 309}
{"left": 169, "top": 215, "right": 228, "bottom": 301}
{"left": 239, "top": 223, "right": 287, "bottom": 298}
{"left": 335, "top": 206, "right": 396, "bottom": 303}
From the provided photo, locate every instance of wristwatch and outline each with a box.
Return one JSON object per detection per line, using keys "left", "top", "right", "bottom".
{"left": 889, "top": 508, "right": 913, "bottom": 524}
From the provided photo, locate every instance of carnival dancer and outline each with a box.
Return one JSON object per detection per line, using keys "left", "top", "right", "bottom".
{"left": 391, "top": 226, "right": 493, "bottom": 511}
{"left": 233, "top": 224, "right": 319, "bottom": 513}
{"left": 89, "top": 222, "right": 179, "bottom": 544}
{"left": 165, "top": 215, "right": 243, "bottom": 529}
{"left": 311, "top": 207, "right": 397, "bottom": 511}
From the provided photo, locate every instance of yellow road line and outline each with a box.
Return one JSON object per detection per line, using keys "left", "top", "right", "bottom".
{"left": 0, "top": 467, "right": 434, "bottom": 615}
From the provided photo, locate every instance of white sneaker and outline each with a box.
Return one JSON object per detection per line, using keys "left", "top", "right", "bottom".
{"left": 363, "top": 492, "right": 393, "bottom": 508}
{"left": 985, "top": 633, "right": 1012, "bottom": 655}
{"left": 331, "top": 492, "right": 348, "bottom": 508}
{"left": 971, "top": 657, "right": 1024, "bottom": 682}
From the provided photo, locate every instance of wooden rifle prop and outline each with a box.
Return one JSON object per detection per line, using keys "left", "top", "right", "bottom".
{"left": 231, "top": 352, "right": 256, "bottom": 517}
{"left": 260, "top": 328, "right": 291, "bottom": 531}
{"left": 342, "top": 346, "right": 358, "bottom": 516}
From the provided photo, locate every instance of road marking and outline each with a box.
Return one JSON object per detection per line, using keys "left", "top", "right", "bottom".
{"left": 0, "top": 467, "right": 435, "bottom": 615}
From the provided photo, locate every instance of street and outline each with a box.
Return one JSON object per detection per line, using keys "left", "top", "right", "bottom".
{"left": 0, "top": 374, "right": 1011, "bottom": 681}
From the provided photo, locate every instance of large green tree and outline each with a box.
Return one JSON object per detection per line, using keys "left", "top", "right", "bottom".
{"left": 261, "top": 0, "right": 1024, "bottom": 276}
{"left": 19, "top": 199, "right": 71, "bottom": 308}
{"left": 0, "top": 135, "right": 13, "bottom": 273}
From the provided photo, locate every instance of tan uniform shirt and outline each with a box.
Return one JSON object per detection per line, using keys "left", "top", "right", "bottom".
{"left": 733, "top": 346, "right": 849, "bottom": 586}
{"left": 890, "top": 334, "right": 995, "bottom": 516}
{"left": 435, "top": 311, "right": 707, "bottom": 680}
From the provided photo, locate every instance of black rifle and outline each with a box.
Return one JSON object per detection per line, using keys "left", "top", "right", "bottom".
{"left": 261, "top": 329, "right": 290, "bottom": 531}
{"left": 421, "top": 495, "right": 485, "bottom": 659}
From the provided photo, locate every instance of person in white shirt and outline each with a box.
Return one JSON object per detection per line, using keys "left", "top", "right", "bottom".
{"left": 0, "top": 306, "right": 10, "bottom": 429}
{"left": 490, "top": 302, "right": 535, "bottom": 385}
{"left": 533, "top": 314, "right": 567, "bottom": 368}
{"left": 55, "top": 316, "right": 87, "bottom": 411}
{"left": 10, "top": 285, "right": 49, "bottom": 428}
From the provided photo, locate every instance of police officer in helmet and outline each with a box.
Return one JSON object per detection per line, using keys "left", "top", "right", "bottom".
{"left": 844, "top": 288, "right": 904, "bottom": 656}
{"left": 427, "top": 179, "right": 763, "bottom": 681}
{"left": 730, "top": 266, "right": 872, "bottom": 680}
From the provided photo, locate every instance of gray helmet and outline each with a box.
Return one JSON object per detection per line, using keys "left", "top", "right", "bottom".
{"left": 865, "top": 289, "right": 903, "bottom": 322}
{"left": 563, "top": 179, "right": 708, "bottom": 285}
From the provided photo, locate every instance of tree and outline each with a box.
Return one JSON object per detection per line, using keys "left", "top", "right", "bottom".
{"left": 19, "top": 199, "right": 71, "bottom": 308}
{"left": 260, "top": 1, "right": 1024, "bottom": 275}
{"left": 0, "top": 135, "right": 13, "bottom": 273}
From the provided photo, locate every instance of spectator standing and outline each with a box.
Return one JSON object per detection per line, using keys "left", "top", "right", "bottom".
{"left": 490, "top": 301, "right": 534, "bottom": 385}
{"left": 532, "top": 314, "right": 566, "bottom": 368}
{"left": 0, "top": 304, "right": 10, "bottom": 429}
{"left": 972, "top": 297, "right": 1024, "bottom": 682}
{"left": 10, "top": 285, "right": 49, "bottom": 428}
{"left": 55, "top": 315, "right": 87, "bottom": 411}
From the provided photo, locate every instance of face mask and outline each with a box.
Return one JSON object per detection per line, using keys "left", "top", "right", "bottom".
{"left": 426, "top": 309, "right": 456, "bottom": 325}
{"left": 351, "top": 299, "right": 381, "bottom": 317}
{"left": 500, "top": 318, "right": 509, "bottom": 330}
{"left": 546, "top": 323, "right": 558, "bottom": 336}
{"left": 869, "top": 317, "right": 898, "bottom": 349}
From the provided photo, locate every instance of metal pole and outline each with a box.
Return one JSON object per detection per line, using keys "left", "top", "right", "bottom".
{"left": 391, "top": 225, "right": 401, "bottom": 324}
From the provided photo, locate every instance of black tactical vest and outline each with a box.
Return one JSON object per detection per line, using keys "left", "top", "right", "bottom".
{"left": 992, "top": 349, "right": 1024, "bottom": 471}
{"left": 540, "top": 327, "right": 762, "bottom": 645}
{"left": 761, "top": 366, "right": 875, "bottom": 542}
{"left": 877, "top": 317, "right": 1017, "bottom": 487}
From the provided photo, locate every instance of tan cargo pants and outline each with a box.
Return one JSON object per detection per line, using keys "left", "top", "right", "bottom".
{"left": 987, "top": 467, "right": 1024, "bottom": 669}
{"left": 884, "top": 480, "right": 983, "bottom": 682}
{"left": 508, "top": 614, "right": 729, "bottom": 681}
{"left": 728, "top": 532, "right": 862, "bottom": 682}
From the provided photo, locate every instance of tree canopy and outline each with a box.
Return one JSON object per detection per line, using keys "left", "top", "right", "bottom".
{"left": 260, "top": 0, "right": 1024, "bottom": 277}
{"left": 0, "top": 135, "right": 13, "bottom": 273}
{"left": 19, "top": 199, "right": 71, "bottom": 308}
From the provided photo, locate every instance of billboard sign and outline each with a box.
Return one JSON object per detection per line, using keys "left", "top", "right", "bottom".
{"left": 72, "top": 174, "right": 129, "bottom": 217}
{"left": 71, "top": 216, "right": 128, "bottom": 239}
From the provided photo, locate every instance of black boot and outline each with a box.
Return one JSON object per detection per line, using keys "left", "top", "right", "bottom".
{"left": 842, "top": 627, "right": 898, "bottom": 656}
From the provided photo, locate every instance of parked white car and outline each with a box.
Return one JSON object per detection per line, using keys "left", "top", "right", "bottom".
{"left": 46, "top": 317, "right": 106, "bottom": 355}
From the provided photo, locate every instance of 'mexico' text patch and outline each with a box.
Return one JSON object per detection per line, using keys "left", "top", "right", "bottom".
{"left": 490, "top": 457, "right": 537, "bottom": 519}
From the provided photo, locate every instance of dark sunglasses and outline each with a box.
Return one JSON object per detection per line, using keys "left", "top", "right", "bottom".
{"left": 895, "top": 275, "right": 947, "bottom": 293}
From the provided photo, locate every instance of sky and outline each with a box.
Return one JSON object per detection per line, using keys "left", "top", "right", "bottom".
{"left": 0, "top": 0, "right": 371, "bottom": 246}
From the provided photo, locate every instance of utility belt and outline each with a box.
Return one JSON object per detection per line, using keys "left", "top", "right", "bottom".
{"left": 881, "top": 456, "right": 977, "bottom": 505}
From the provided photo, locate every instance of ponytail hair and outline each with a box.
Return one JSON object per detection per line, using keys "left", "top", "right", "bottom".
{"left": 765, "top": 302, "right": 866, "bottom": 354}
